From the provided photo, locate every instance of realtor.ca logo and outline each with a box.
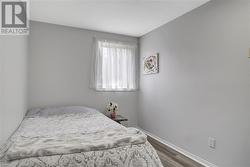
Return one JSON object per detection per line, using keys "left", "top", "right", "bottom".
{"left": 0, "top": 0, "right": 29, "bottom": 35}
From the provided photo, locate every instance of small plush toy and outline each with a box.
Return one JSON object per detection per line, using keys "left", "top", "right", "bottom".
{"left": 106, "top": 102, "right": 118, "bottom": 118}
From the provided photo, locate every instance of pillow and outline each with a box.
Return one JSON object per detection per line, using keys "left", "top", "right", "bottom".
{"left": 26, "top": 106, "right": 98, "bottom": 117}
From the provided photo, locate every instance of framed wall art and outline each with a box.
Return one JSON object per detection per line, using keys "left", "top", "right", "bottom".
{"left": 143, "top": 53, "right": 159, "bottom": 74}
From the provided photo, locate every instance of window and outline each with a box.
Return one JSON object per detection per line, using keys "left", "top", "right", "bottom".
{"left": 92, "top": 39, "right": 138, "bottom": 91}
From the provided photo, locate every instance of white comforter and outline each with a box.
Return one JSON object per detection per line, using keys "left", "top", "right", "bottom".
{"left": 0, "top": 106, "right": 163, "bottom": 167}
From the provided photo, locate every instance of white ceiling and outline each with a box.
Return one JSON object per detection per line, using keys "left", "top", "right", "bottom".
{"left": 30, "top": 0, "right": 210, "bottom": 37}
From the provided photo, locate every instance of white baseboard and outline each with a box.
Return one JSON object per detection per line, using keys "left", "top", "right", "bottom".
{"left": 137, "top": 127, "right": 218, "bottom": 167}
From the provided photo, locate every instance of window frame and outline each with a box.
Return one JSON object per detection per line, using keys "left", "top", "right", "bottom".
{"left": 93, "top": 39, "right": 138, "bottom": 92}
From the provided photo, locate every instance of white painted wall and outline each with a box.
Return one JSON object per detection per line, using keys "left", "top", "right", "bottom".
{"left": 0, "top": 36, "right": 28, "bottom": 146}
{"left": 0, "top": 38, "right": 3, "bottom": 146}
{"left": 28, "top": 21, "right": 139, "bottom": 126}
{"left": 139, "top": 0, "right": 250, "bottom": 167}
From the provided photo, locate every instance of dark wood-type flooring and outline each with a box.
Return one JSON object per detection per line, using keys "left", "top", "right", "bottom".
{"left": 147, "top": 136, "right": 205, "bottom": 167}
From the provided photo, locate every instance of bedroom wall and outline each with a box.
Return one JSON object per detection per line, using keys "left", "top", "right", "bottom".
{"left": 28, "top": 21, "right": 139, "bottom": 126}
{"left": 139, "top": 0, "right": 250, "bottom": 167}
{"left": 0, "top": 36, "right": 28, "bottom": 146}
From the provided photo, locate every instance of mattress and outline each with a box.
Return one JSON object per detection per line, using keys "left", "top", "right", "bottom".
{"left": 0, "top": 106, "right": 163, "bottom": 167}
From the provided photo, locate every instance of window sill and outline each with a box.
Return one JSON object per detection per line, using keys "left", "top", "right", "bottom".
{"left": 95, "top": 89, "right": 138, "bottom": 92}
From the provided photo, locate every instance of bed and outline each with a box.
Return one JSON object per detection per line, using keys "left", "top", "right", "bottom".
{"left": 0, "top": 106, "right": 163, "bottom": 167}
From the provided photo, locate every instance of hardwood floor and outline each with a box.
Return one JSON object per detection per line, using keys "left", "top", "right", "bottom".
{"left": 147, "top": 136, "right": 205, "bottom": 167}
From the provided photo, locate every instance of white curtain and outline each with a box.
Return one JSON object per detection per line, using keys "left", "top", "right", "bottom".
{"left": 91, "top": 39, "right": 138, "bottom": 91}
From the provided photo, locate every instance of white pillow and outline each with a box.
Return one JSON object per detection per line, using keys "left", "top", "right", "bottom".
{"left": 26, "top": 106, "right": 98, "bottom": 117}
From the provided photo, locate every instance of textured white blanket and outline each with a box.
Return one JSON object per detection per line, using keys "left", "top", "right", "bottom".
{"left": 3, "top": 106, "right": 147, "bottom": 161}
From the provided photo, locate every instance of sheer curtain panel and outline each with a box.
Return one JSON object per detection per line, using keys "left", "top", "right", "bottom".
{"left": 91, "top": 39, "right": 138, "bottom": 91}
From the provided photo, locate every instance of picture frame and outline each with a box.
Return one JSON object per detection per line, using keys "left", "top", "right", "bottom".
{"left": 143, "top": 53, "right": 159, "bottom": 74}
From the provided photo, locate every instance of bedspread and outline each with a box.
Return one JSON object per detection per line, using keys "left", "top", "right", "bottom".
{"left": 0, "top": 106, "right": 163, "bottom": 167}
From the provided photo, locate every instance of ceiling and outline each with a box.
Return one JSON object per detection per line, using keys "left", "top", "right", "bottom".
{"left": 30, "top": 0, "right": 210, "bottom": 37}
